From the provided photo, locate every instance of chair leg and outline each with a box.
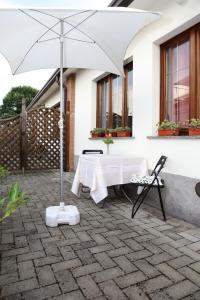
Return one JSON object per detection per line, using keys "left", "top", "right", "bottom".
{"left": 131, "top": 186, "right": 150, "bottom": 219}
{"left": 157, "top": 185, "right": 166, "bottom": 221}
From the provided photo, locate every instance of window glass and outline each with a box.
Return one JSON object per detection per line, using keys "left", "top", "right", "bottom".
{"left": 166, "top": 39, "right": 190, "bottom": 123}
{"left": 112, "top": 76, "right": 122, "bottom": 128}
{"left": 127, "top": 68, "right": 133, "bottom": 128}
{"left": 100, "top": 79, "right": 109, "bottom": 128}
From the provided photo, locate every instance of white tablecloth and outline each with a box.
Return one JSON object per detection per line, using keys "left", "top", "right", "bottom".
{"left": 71, "top": 154, "right": 148, "bottom": 203}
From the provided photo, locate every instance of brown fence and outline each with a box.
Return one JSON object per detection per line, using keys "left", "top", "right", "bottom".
{"left": 0, "top": 106, "right": 60, "bottom": 171}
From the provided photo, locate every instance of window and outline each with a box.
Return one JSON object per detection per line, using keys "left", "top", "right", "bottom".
{"left": 96, "top": 62, "right": 133, "bottom": 129}
{"left": 160, "top": 23, "right": 200, "bottom": 125}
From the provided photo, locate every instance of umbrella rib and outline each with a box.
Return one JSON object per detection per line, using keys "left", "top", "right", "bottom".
{"left": 19, "top": 9, "right": 60, "bottom": 37}
{"left": 13, "top": 20, "right": 61, "bottom": 74}
{"left": 63, "top": 11, "right": 97, "bottom": 39}
{"left": 64, "top": 37, "right": 95, "bottom": 44}
{"left": 63, "top": 15, "right": 123, "bottom": 75}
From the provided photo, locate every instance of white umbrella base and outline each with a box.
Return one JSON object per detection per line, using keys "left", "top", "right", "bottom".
{"left": 46, "top": 204, "right": 80, "bottom": 227}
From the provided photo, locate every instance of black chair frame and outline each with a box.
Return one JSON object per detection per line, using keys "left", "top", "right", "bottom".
{"left": 121, "top": 156, "right": 167, "bottom": 221}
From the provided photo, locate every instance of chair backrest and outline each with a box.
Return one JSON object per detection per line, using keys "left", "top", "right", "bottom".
{"left": 82, "top": 149, "right": 103, "bottom": 154}
{"left": 151, "top": 156, "right": 167, "bottom": 178}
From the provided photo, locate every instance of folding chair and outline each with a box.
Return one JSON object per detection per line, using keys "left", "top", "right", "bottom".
{"left": 81, "top": 149, "right": 103, "bottom": 194}
{"left": 121, "top": 156, "right": 167, "bottom": 221}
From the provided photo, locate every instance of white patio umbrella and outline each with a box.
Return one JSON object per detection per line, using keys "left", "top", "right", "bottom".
{"left": 0, "top": 8, "right": 159, "bottom": 226}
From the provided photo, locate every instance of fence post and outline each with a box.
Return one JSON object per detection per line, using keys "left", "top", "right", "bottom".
{"left": 20, "top": 99, "right": 27, "bottom": 174}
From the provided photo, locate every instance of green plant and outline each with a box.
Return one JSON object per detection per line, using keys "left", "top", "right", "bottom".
{"left": 188, "top": 118, "right": 200, "bottom": 128}
{"left": 103, "top": 135, "right": 114, "bottom": 145}
{"left": 90, "top": 128, "right": 105, "bottom": 134}
{"left": 0, "top": 182, "right": 31, "bottom": 222}
{"left": 115, "top": 127, "right": 132, "bottom": 132}
{"left": 0, "top": 165, "right": 8, "bottom": 182}
{"left": 107, "top": 128, "right": 117, "bottom": 133}
{"left": 157, "top": 120, "right": 179, "bottom": 130}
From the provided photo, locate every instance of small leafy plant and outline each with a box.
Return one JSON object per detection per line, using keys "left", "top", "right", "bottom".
{"left": 107, "top": 128, "right": 117, "bottom": 133}
{"left": 116, "top": 127, "right": 132, "bottom": 132}
{"left": 0, "top": 165, "right": 8, "bottom": 182}
{"left": 188, "top": 118, "right": 200, "bottom": 128}
{"left": 90, "top": 128, "right": 105, "bottom": 134}
{"left": 103, "top": 133, "right": 114, "bottom": 145}
{"left": 0, "top": 182, "right": 31, "bottom": 222}
{"left": 158, "top": 120, "right": 179, "bottom": 130}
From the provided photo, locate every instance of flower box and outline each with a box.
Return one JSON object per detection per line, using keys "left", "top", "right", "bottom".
{"left": 158, "top": 129, "right": 179, "bottom": 136}
{"left": 188, "top": 128, "right": 200, "bottom": 136}
{"left": 117, "top": 131, "right": 132, "bottom": 137}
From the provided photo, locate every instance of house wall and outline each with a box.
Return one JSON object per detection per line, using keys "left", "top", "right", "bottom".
{"left": 74, "top": 0, "right": 200, "bottom": 225}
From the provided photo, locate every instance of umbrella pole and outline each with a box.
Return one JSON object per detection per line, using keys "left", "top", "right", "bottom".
{"left": 59, "top": 20, "right": 64, "bottom": 204}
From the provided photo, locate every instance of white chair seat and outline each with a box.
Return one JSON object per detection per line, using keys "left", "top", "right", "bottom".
{"left": 130, "top": 175, "right": 163, "bottom": 186}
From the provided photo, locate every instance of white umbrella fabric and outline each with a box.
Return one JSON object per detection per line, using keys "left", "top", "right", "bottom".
{"left": 0, "top": 8, "right": 159, "bottom": 225}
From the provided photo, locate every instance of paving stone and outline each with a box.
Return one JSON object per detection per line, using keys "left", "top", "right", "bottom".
{"left": 0, "top": 272, "right": 19, "bottom": 286}
{"left": 28, "top": 239, "right": 43, "bottom": 251}
{"left": 72, "top": 262, "right": 103, "bottom": 277}
{"left": 76, "top": 231, "right": 91, "bottom": 242}
{"left": 15, "top": 236, "right": 28, "bottom": 248}
{"left": 34, "top": 255, "right": 62, "bottom": 267}
{"left": 37, "top": 265, "right": 56, "bottom": 286}
{"left": 23, "top": 283, "right": 61, "bottom": 300}
{"left": 126, "top": 249, "right": 152, "bottom": 261}
{"left": 51, "top": 290, "right": 85, "bottom": 300}
{"left": 159, "top": 243, "right": 182, "bottom": 258}
{"left": 2, "top": 246, "right": 29, "bottom": 257}
{"left": 124, "top": 285, "right": 149, "bottom": 300}
{"left": 76, "top": 248, "right": 96, "bottom": 265}
{"left": 134, "top": 259, "right": 160, "bottom": 278}
{"left": 146, "top": 252, "right": 173, "bottom": 265}
{"left": 143, "top": 275, "right": 172, "bottom": 293}
{"left": 55, "top": 269, "right": 78, "bottom": 293}
{"left": 17, "top": 250, "right": 46, "bottom": 262}
{"left": 60, "top": 246, "right": 77, "bottom": 260}
{"left": 156, "top": 263, "right": 185, "bottom": 283}
{"left": 18, "top": 260, "right": 35, "bottom": 280}
{"left": 90, "top": 233, "right": 108, "bottom": 245}
{"left": 108, "top": 246, "right": 132, "bottom": 258}
{"left": 115, "top": 271, "right": 146, "bottom": 288}
{"left": 99, "top": 280, "right": 127, "bottom": 300}
{"left": 167, "top": 255, "right": 194, "bottom": 269}
{"left": 1, "top": 233, "right": 14, "bottom": 244}
{"left": 94, "top": 252, "right": 116, "bottom": 269}
{"left": 179, "top": 246, "right": 200, "bottom": 261}
{"left": 52, "top": 258, "right": 82, "bottom": 272}
{"left": 149, "top": 290, "right": 174, "bottom": 300}
{"left": 179, "top": 232, "right": 200, "bottom": 242}
{"left": 93, "top": 267, "right": 124, "bottom": 283}
{"left": 179, "top": 266, "right": 200, "bottom": 287}
{"left": 124, "top": 239, "right": 144, "bottom": 251}
{"left": 89, "top": 244, "right": 114, "bottom": 254}
{"left": 165, "top": 279, "right": 199, "bottom": 299}
{"left": 113, "top": 255, "right": 137, "bottom": 274}
{"left": 1, "top": 278, "right": 39, "bottom": 297}
{"left": 0, "top": 257, "right": 18, "bottom": 275}
{"left": 77, "top": 275, "right": 102, "bottom": 299}
{"left": 152, "top": 236, "right": 173, "bottom": 245}
{"left": 190, "top": 261, "right": 200, "bottom": 273}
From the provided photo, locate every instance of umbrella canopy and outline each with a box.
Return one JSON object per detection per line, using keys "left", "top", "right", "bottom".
{"left": 0, "top": 8, "right": 159, "bottom": 76}
{"left": 0, "top": 8, "right": 160, "bottom": 203}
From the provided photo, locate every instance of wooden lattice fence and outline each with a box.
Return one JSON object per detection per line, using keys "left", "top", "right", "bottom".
{"left": 0, "top": 106, "right": 61, "bottom": 171}
{"left": 0, "top": 115, "right": 21, "bottom": 170}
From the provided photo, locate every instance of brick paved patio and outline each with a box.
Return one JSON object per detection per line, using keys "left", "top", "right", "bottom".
{"left": 1, "top": 171, "right": 200, "bottom": 299}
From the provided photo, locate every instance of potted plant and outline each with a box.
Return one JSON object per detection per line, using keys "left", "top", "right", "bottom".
{"left": 107, "top": 128, "right": 117, "bottom": 137}
{"left": 90, "top": 128, "right": 105, "bottom": 138}
{"left": 188, "top": 118, "right": 200, "bottom": 136}
{"left": 116, "top": 127, "right": 132, "bottom": 137}
{"left": 157, "top": 120, "right": 179, "bottom": 136}
{"left": 103, "top": 134, "right": 114, "bottom": 154}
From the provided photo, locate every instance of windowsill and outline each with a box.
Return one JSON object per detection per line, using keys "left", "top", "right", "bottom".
{"left": 147, "top": 135, "right": 200, "bottom": 139}
{"left": 89, "top": 136, "right": 135, "bottom": 140}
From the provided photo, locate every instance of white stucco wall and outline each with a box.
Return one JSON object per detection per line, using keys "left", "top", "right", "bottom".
{"left": 74, "top": 0, "right": 200, "bottom": 179}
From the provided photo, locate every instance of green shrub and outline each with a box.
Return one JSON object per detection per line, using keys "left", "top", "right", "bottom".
{"left": 188, "top": 118, "right": 200, "bottom": 128}
{"left": 115, "top": 127, "right": 132, "bottom": 132}
{"left": 0, "top": 165, "right": 8, "bottom": 182}
{"left": 158, "top": 120, "right": 179, "bottom": 130}
{"left": 0, "top": 182, "right": 31, "bottom": 222}
{"left": 90, "top": 128, "right": 105, "bottom": 134}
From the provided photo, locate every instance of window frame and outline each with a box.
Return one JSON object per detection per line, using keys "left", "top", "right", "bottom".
{"left": 160, "top": 23, "right": 200, "bottom": 123}
{"left": 96, "top": 62, "right": 133, "bottom": 129}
